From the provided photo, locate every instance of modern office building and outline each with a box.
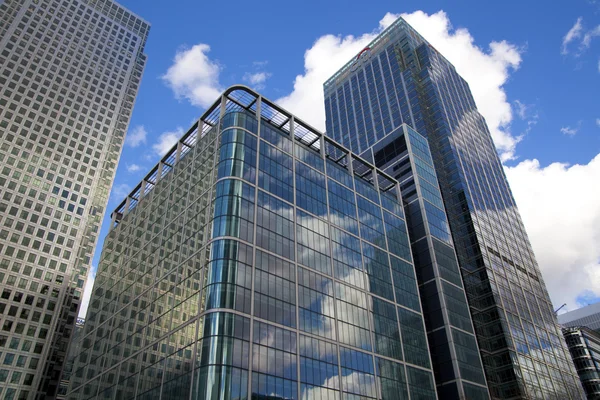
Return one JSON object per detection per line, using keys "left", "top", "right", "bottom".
{"left": 562, "top": 327, "right": 600, "bottom": 399}
{"left": 67, "top": 86, "right": 439, "bottom": 399}
{"left": 323, "top": 16, "right": 584, "bottom": 399}
{"left": 363, "top": 124, "right": 489, "bottom": 398}
{"left": 559, "top": 302, "right": 600, "bottom": 333}
{"left": 0, "top": 0, "right": 148, "bottom": 398}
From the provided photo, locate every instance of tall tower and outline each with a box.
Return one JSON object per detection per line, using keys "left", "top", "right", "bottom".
{"left": 0, "top": 0, "right": 148, "bottom": 397}
{"left": 323, "top": 16, "right": 584, "bottom": 399}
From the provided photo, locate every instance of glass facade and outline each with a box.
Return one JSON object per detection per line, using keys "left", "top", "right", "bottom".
{"left": 324, "top": 16, "right": 584, "bottom": 399}
{"left": 0, "top": 0, "right": 149, "bottom": 398}
{"left": 563, "top": 327, "right": 600, "bottom": 399}
{"left": 360, "top": 124, "right": 488, "bottom": 398}
{"left": 67, "top": 86, "right": 437, "bottom": 399}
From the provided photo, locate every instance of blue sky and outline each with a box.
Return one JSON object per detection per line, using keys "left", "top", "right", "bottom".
{"left": 80, "top": 0, "right": 600, "bottom": 316}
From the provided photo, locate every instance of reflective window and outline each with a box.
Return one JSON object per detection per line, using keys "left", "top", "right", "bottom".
{"left": 254, "top": 250, "right": 296, "bottom": 328}
{"left": 212, "top": 179, "right": 255, "bottom": 243}
{"left": 296, "top": 210, "right": 330, "bottom": 275}
{"left": 376, "top": 357, "right": 409, "bottom": 400}
{"left": 362, "top": 242, "right": 394, "bottom": 301}
{"left": 217, "top": 128, "right": 257, "bottom": 183}
{"left": 295, "top": 161, "right": 327, "bottom": 216}
{"left": 397, "top": 308, "right": 430, "bottom": 368}
{"left": 340, "top": 347, "right": 377, "bottom": 399}
{"left": 390, "top": 256, "right": 421, "bottom": 312}
{"left": 260, "top": 123, "right": 292, "bottom": 154}
{"left": 335, "top": 282, "right": 372, "bottom": 351}
{"left": 327, "top": 179, "right": 358, "bottom": 235}
{"left": 299, "top": 335, "right": 340, "bottom": 399}
{"left": 221, "top": 111, "right": 258, "bottom": 134}
{"left": 204, "top": 240, "right": 252, "bottom": 314}
{"left": 256, "top": 190, "right": 295, "bottom": 261}
{"left": 295, "top": 145, "right": 324, "bottom": 172}
{"left": 298, "top": 267, "right": 336, "bottom": 340}
{"left": 258, "top": 141, "right": 293, "bottom": 203}
{"left": 251, "top": 321, "right": 298, "bottom": 399}
{"left": 331, "top": 227, "right": 365, "bottom": 289}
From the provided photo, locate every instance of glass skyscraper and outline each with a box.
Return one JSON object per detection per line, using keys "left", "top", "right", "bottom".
{"left": 364, "top": 124, "right": 489, "bottom": 399}
{"left": 67, "top": 86, "right": 438, "bottom": 399}
{"left": 0, "top": 0, "right": 148, "bottom": 398}
{"left": 323, "top": 16, "right": 583, "bottom": 399}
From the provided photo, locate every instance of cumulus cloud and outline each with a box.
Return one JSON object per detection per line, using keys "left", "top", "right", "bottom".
{"left": 126, "top": 163, "right": 141, "bottom": 173}
{"left": 562, "top": 18, "right": 584, "bottom": 54}
{"left": 152, "top": 128, "right": 184, "bottom": 156}
{"left": 125, "top": 125, "right": 147, "bottom": 147}
{"left": 276, "top": 11, "right": 523, "bottom": 161}
{"left": 275, "top": 27, "right": 379, "bottom": 130}
{"left": 243, "top": 71, "right": 272, "bottom": 89}
{"left": 505, "top": 154, "right": 600, "bottom": 310}
{"left": 78, "top": 268, "right": 96, "bottom": 318}
{"left": 162, "top": 44, "right": 222, "bottom": 108}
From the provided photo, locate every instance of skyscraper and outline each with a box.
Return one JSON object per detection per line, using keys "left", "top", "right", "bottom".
{"left": 364, "top": 124, "right": 489, "bottom": 399}
{"left": 323, "top": 16, "right": 584, "bottom": 399}
{"left": 0, "top": 0, "right": 148, "bottom": 398}
{"left": 67, "top": 86, "right": 438, "bottom": 400}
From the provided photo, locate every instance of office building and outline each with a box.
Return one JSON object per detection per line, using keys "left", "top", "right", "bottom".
{"left": 364, "top": 125, "right": 489, "bottom": 398}
{"left": 323, "top": 16, "right": 583, "bottom": 399}
{"left": 559, "top": 302, "right": 600, "bottom": 332}
{"left": 67, "top": 86, "right": 438, "bottom": 399}
{"left": 0, "top": 0, "right": 148, "bottom": 397}
{"left": 562, "top": 327, "right": 600, "bottom": 399}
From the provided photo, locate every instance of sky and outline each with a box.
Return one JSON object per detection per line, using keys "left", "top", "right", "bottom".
{"left": 79, "top": 0, "right": 600, "bottom": 317}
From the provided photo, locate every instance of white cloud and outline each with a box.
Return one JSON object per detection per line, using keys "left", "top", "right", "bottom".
{"left": 582, "top": 25, "right": 600, "bottom": 49}
{"left": 513, "top": 100, "right": 539, "bottom": 136}
{"left": 78, "top": 268, "right": 96, "bottom": 318}
{"left": 596, "top": 118, "right": 600, "bottom": 127}
{"left": 402, "top": 11, "right": 523, "bottom": 161}
{"left": 562, "top": 17, "right": 584, "bottom": 54}
{"left": 243, "top": 71, "right": 272, "bottom": 89}
{"left": 125, "top": 125, "right": 147, "bottom": 147}
{"left": 514, "top": 100, "right": 527, "bottom": 120}
{"left": 560, "top": 125, "right": 579, "bottom": 136}
{"left": 561, "top": 18, "right": 600, "bottom": 58}
{"left": 162, "top": 44, "right": 222, "bottom": 109}
{"left": 275, "top": 26, "right": 381, "bottom": 132}
{"left": 110, "top": 183, "right": 131, "bottom": 202}
{"left": 505, "top": 154, "right": 600, "bottom": 310}
{"left": 276, "top": 11, "right": 523, "bottom": 161}
{"left": 253, "top": 60, "right": 269, "bottom": 67}
{"left": 152, "top": 127, "right": 183, "bottom": 156}
{"left": 126, "top": 163, "right": 142, "bottom": 173}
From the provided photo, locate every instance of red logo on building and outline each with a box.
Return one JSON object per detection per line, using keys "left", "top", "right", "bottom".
{"left": 350, "top": 47, "right": 372, "bottom": 72}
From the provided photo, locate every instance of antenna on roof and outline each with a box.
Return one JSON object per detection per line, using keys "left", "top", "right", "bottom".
{"left": 554, "top": 303, "right": 567, "bottom": 314}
